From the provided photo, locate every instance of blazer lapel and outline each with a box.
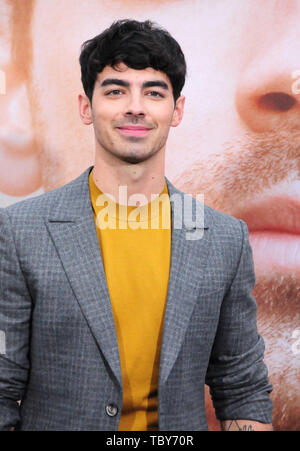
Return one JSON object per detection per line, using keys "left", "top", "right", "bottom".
{"left": 159, "top": 179, "right": 211, "bottom": 385}
{"left": 45, "top": 167, "right": 122, "bottom": 388}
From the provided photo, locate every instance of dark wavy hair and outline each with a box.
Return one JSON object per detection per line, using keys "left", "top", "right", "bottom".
{"left": 79, "top": 19, "right": 186, "bottom": 104}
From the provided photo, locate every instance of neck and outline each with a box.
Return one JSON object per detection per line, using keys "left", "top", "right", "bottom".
{"left": 92, "top": 148, "right": 166, "bottom": 206}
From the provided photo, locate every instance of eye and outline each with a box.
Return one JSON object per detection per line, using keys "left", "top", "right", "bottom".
{"left": 147, "top": 91, "right": 164, "bottom": 98}
{"left": 106, "top": 89, "right": 123, "bottom": 96}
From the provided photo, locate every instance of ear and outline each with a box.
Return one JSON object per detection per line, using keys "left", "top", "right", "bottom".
{"left": 171, "top": 95, "right": 185, "bottom": 127}
{"left": 78, "top": 93, "right": 93, "bottom": 125}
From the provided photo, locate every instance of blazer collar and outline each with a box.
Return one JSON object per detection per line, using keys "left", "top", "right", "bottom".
{"left": 48, "top": 165, "right": 210, "bottom": 228}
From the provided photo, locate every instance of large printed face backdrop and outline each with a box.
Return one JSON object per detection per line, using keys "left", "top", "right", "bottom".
{"left": 0, "top": 0, "right": 299, "bottom": 430}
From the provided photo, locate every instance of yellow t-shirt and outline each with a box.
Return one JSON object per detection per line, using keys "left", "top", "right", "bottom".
{"left": 89, "top": 171, "right": 171, "bottom": 431}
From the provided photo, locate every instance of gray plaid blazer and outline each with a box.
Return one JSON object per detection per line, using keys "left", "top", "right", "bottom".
{"left": 0, "top": 166, "right": 273, "bottom": 431}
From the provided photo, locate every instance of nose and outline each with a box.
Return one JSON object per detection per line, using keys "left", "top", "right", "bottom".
{"left": 235, "top": 41, "right": 300, "bottom": 133}
{"left": 124, "top": 93, "right": 146, "bottom": 119}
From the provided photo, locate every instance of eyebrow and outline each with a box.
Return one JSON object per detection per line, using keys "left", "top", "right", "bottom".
{"left": 100, "top": 78, "right": 169, "bottom": 90}
{"left": 101, "top": 78, "right": 129, "bottom": 87}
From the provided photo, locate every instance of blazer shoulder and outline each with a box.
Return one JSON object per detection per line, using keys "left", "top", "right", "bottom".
{"left": 166, "top": 178, "right": 245, "bottom": 237}
{"left": 203, "top": 202, "right": 246, "bottom": 234}
{"left": 177, "top": 185, "right": 245, "bottom": 234}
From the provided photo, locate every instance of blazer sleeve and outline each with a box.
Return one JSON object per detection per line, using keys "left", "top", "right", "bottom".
{"left": 205, "top": 219, "right": 273, "bottom": 424}
{"left": 0, "top": 209, "right": 32, "bottom": 430}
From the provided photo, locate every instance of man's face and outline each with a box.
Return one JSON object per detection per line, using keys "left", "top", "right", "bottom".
{"left": 26, "top": 0, "right": 299, "bottom": 430}
{"left": 79, "top": 64, "right": 184, "bottom": 165}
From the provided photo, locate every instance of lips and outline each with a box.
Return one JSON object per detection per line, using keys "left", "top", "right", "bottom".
{"left": 117, "top": 125, "right": 152, "bottom": 137}
{"left": 231, "top": 196, "right": 300, "bottom": 276}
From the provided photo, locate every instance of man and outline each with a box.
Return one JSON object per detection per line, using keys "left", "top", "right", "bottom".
{"left": 0, "top": 19, "right": 273, "bottom": 431}
{"left": 2, "top": 0, "right": 299, "bottom": 430}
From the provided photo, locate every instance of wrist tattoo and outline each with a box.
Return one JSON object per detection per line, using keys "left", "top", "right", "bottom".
{"left": 226, "top": 420, "right": 254, "bottom": 431}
